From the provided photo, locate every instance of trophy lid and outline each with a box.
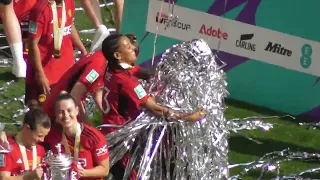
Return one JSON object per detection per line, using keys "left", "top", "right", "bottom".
{"left": 44, "top": 144, "right": 73, "bottom": 170}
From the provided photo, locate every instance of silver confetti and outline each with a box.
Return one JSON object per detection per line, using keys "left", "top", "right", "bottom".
{"left": 229, "top": 149, "right": 320, "bottom": 179}
{"left": 105, "top": 39, "right": 229, "bottom": 179}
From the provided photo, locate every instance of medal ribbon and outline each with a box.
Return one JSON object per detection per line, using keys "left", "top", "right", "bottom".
{"left": 16, "top": 133, "right": 37, "bottom": 171}
{"left": 51, "top": 0, "right": 66, "bottom": 54}
{"left": 62, "top": 122, "right": 81, "bottom": 161}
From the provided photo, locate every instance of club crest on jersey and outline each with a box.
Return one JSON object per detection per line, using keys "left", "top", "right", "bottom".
{"left": 29, "top": 21, "right": 37, "bottom": 34}
{"left": 134, "top": 85, "right": 147, "bottom": 99}
{"left": 0, "top": 154, "right": 5, "bottom": 167}
{"left": 86, "top": 69, "right": 99, "bottom": 84}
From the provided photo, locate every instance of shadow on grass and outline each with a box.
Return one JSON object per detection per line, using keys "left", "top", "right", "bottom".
{"left": 230, "top": 135, "right": 319, "bottom": 161}
{"left": 0, "top": 71, "right": 17, "bottom": 82}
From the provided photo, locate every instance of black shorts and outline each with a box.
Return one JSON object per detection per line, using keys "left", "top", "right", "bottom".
{"left": 0, "top": 0, "right": 12, "bottom": 5}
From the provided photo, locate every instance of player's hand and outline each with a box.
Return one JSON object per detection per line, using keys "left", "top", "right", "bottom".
{"left": 188, "top": 109, "right": 207, "bottom": 122}
{"left": 76, "top": 164, "right": 86, "bottom": 177}
{"left": 81, "top": 49, "right": 88, "bottom": 56}
{"left": 36, "top": 73, "right": 51, "bottom": 95}
{"left": 77, "top": 168, "right": 86, "bottom": 177}
{"left": 0, "top": 131, "right": 7, "bottom": 145}
{"left": 179, "top": 109, "right": 207, "bottom": 122}
{"left": 28, "top": 167, "right": 43, "bottom": 179}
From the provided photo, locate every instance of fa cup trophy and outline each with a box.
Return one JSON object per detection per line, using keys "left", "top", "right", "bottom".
{"left": 43, "top": 144, "right": 76, "bottom": 180}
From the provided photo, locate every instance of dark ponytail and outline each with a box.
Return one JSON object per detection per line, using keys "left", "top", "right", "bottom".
{"left": 101, "top": 33, "right": 140, "bottom": 69}
{"left": 102, "top": 34, "right": 123, "bottom": 69}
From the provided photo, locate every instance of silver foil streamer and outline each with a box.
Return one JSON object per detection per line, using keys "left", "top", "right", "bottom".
{"left": 105, "top": 39, "right": 229, "bottom": 179}
{"left": 299, "top": 122, "right": 320, "bottom": 130}
{"left": 229, "top": 149, "right": 320, "bottom": 179}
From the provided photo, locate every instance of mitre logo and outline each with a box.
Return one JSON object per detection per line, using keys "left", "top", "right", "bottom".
{"left": 199, "top": 24, "right": 228, "bottom": 40}
{"left": 264, "top": 42, "right": 292, "bottom": 56}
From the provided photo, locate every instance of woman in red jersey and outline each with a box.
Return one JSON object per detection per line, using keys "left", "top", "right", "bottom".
{"left": 42, "top": 34, "right": 153, "bottom": 123}
{"left": 0, "top": 108, "right": 51, "bottom": 179}
{"left": 26, "top": 0, "right": 87, "bottom": 107}
{"left": 0, "top": 93, "right": 110, "bottom": 180}
{"left": 100, "top": 34, "right": 206, "bottom": 180}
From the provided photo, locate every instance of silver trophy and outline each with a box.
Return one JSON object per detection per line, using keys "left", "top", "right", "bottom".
{"left": 43, "top": 144, "right": 74, "bottom": 180}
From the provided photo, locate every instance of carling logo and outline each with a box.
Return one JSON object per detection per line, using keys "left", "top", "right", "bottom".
{"left": 235, "top": 34, "right": 256, "bottom": 51}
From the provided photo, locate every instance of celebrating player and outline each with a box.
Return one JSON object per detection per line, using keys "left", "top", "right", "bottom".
{"left": 101, "top": 34, "right": 206, "bottom": 134}
{"left": 101, "top": 34, "right": 206, "bottom": 179}
{"left": 42, "top": 34, "right": 153, "bottom": 123}
{"left": 42, "top": 50, "right": 107, "bottom": 123}
{"left": 26, "top": 0, "right": 87, "bottom": 107}
{"left": 0, "top": 108, "right": 51, "bottom": 179}
{"left": 44, "top": 93, "right": 110, "bottom": 179}
{"left": 0, "top": 0, "right": 27, "bottom": 78}
{"left": 0, "top": 94, "right": 110, "bottom": 179}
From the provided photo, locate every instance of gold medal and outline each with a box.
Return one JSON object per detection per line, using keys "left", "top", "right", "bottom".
{"left": 53, "top": 49, "right": 61, "bottom": 59}
{"left": 38, "top": 94, "right": 47, "bottom": 103}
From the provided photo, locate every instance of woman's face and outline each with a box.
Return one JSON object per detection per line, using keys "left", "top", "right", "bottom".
{"left": 114, "top": 36, "right": 138, "bottom": 65}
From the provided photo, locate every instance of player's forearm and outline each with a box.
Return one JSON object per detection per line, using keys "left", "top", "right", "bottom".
{"left": 113, "top": 0, "right": 124, "bottom": 33}
{"left": 82, "top": 166, "right": 109, "bottom": 178}
{"left": 79, "top": 102, "right": 92, "bottom": 125}
{"left": 93, "top": 88, "right": 103, "bottom": 113}
{"left": 0, "top": 176, "right": 23, "bottom": 180}
{"left": 28, "top": 39, "right": 44, "bottom": 75}
{"left": 0, "top": 173, "right": 32, "bottom": 180}
{"left": 71, "top": 25, "right": 87, "bottom": 54}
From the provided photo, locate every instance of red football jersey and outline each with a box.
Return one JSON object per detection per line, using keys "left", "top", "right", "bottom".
{"left": 14, "top": 0, "right": 37, "bottom": 22}
{"left": 44, "top": 123, "right": 109, "bottom": 180}
{"left": 101, "top": 67, "right": 149, "bottom": 134}
{"left": 42, "top": 51, "right": 106, "bottom": 120}
{"left": 26, "top": 0, "right": 75, "bottom": 85}
{"left": 0, "top": 136, "right": 45, "bottom": 176}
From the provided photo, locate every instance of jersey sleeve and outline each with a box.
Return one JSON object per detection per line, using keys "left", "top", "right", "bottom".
{"left": 121, "top": 77, "right": 149, "bottom": 106}
{"left": 92, "top": 132, "right": 109, "bottom": 162}
{"left": 0, "top": 153, "right": 14, "bottom": 172}
{"left": 28, "top": 7, "right": 45, "bottom": 38}
{"left": 78, "top": 65, "right": 104, "bottom": 94}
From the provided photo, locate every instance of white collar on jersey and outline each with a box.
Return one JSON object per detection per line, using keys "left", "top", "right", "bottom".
{"left": 119, "top": 63, "right": 133, "bottom": 69}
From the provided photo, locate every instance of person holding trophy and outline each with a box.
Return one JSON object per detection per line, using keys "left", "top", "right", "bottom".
{"left": 0, "top": 108, "right": 51, "bottom": 179}
{"left": 43, "top": 93, "right": 110, "bottom": 179}
{"left": 26, "top": 0, "right": 87, "bottom": 107}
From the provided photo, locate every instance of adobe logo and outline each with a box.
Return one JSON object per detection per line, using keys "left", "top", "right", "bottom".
{"left": 199, "top": 24, "right": 228, "bottom": 40}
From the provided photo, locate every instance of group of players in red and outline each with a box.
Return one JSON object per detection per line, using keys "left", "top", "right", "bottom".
{"left": 0, "top": 0, "right": 207, "bottom": 179}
